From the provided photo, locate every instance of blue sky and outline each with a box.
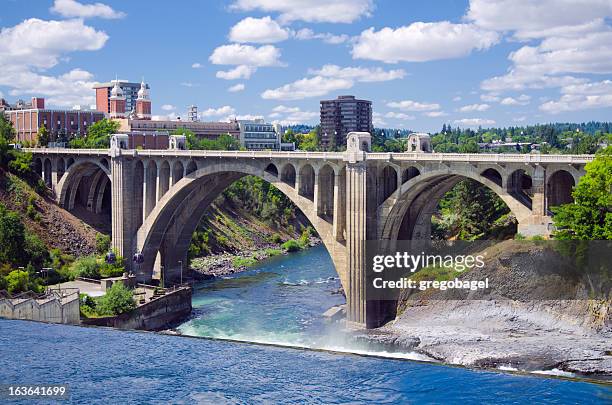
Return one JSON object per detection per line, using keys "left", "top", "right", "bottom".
{"left": 1, "top": 0, "right": 611, "bottom": 132}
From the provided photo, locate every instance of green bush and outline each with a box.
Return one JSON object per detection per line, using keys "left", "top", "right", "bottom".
{"left": 99, "top": 257, "right": 125, "bottom": 278}
{"left": 70, "top": 255, "right": 100, "bottom": 279}
{"left": 263, "top": 248, "right": 282, "bottom": 257}
{"left": 96, "top": 282, "right": 135, "bottom": 316}
{"left": 5, "top": 270, "right": 42, "bottom": 294}
{"left": 269, "top": 233, "right": 283, "bottom": 244}
{"left": 95, "top": 234, "right": 111, "bottom": 254}
{"left": 281, "top": 239, "right": 301, "bottom": 252}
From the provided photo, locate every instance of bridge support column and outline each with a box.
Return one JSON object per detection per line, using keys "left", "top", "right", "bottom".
{"left": 110, "top": 153, "right": 137, "bottom": 269}
{"left": 333, "top": 171, "right": 345, "bottom": 242}
{"left": 345, "top": 161, "right": 394, "bottom": 329}
{"left": 519, "top": 165, "right": 552, "bottom": 237}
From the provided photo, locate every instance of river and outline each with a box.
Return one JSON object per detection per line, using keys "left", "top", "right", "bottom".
{"left": 0, "top": 246, "right": 610, "bottom": 403}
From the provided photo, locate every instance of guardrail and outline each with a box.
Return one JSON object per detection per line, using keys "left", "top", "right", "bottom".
{"left": 24, "top": 148, "right": 595, "bottom": 164}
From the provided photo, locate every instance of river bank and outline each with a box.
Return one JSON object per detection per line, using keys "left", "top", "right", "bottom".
{"left": 188, "top": 236, "right": 321, "bottom": 278}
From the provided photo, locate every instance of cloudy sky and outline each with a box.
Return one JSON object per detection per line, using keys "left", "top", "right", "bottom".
{"left": 1, "top": 0, "right": 611, "bottom": 131}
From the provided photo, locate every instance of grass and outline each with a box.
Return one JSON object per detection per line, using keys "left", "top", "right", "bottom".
{"left": 232, "top": 256, "right": 258, "bottom": 268}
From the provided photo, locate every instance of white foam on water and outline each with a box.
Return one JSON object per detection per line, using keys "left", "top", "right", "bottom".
{"left": 531, "top": 368, "right": 576, "bottom": 378}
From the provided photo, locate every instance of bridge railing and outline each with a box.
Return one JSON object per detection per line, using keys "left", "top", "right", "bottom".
{"left": 24, "top": 148, "right": 595, "bottom": 164}
{"left": 366, "top": 152, "right": 595, "bottom": 164}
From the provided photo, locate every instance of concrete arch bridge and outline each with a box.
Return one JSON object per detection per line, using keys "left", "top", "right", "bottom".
{"left": 27, "top": 133, "right": 594, "bottom": 328}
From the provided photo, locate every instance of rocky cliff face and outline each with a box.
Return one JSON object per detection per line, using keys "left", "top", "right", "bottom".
{"left": 358, "top": 240, "right": 611, "bottom": 376}
{"left": 0, "top": 170, "right": 98, "bottom": 257}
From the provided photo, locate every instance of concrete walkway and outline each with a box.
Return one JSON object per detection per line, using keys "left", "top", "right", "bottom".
{"left": 49, "top": 280, "right": 106, "bottom": 297}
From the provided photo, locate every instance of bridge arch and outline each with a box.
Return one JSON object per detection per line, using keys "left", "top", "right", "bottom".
{"left": 379, "top": 168, "right": 532, "bottom": 242}
{"left": 547, "top": 169, "right": 575, "bottom": 208}
{"left": 280, "top": 162, "right": 297, "bottom": 187}
{"left": 298, "top": 163, "right": 316, "bottom": 201}
{"left": 135, "top": 159, "right": 346, "bottom": 289}
{"left": 401, "top": 166, "right": 421, "bottom": 184}
{"left": 56, "top": 158, "right": 111, "bottom": 209}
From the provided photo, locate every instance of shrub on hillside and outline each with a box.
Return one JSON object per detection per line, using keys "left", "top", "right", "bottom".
{"left": 281, "top": 239, "right": 301, "bottom": 252}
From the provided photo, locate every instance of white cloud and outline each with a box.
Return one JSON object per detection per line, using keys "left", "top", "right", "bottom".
{"left": 192, "top": 63, "right": 203, "bottom": 69}
{"left": 261, "top": 63, "right": 406, "bottom": 101}
{"left": 539, "top": 79, "right": 612, "bottom": 113}
{"left": 161, "top": 104, "right": 176, "bottom": 111}
{"left": 384, "top": 112, "right": 415, "bottom": 120}
{"left": 481, "top": 71, "right": 587, "bottom": 92}
{"left": 477, "top": 2, "right": 612, "bottom": 94}
{"left": 228, "top": 83, "right": 245, "bottom": 92}
{"left": 272, "top": 105, "right": 300, "bottom": 113}
{"left": 201, "top": 105, "right": 236, "bottom": 117}
{"left": 209, "top": 44, "right": 283, "bottom": 67}
{"left": 560, "top": 79, "right": 612, "bottom": 95}
{"left": 308, "top": 64, "right": 406, "bottom": 82}
{"left": 230, "top": 0, "right": 374, "bottom": 24}
{"left": 0, "top": 18, "right": 108, "bottom": 69}
{"left": 209, "top": 44, "right": 283, "bottom": 80}
{"left": 229, "top": 16, "right": 290, "bottom": 43}
{"left": 294, "top": 28, "right": 349, "bottom": 44}
{"left": 466, "top": 0, "right": 612, "bottom": 39}
{"left": 513, "top": 116, "right": 527, "bottom": 122}
{"left": 424, "top": 111, "right": 448, "bottom": 117}
{"left": 386, "top": 99, "right": 440, "bottom": 112}
{"left": 480, "top": 93, "right": 500, "bottom": 102}
{"left": 352, "top": 22, "right": 498, "bottom": 63}
{"left": 233, "top": 114, "right": 264, "bottom": 121}
{"left": 152, "top": 112, "right": 179, "bottom": 121}
{"left": 216, "top": 65, "right": 256, "bottom": 80}
{"left": 500, "top": 94, "right": 531, "bottom": 106}
{"left": 372, "top": 112, "right": 388, "bottom": 127}
{"left": 270, "top": 106, "right": 318, "bottom": 125}
{"left": 309, "top": 65, "right": 406, "bottom": 82}
{"left": 540, "top": 93, "right": 612, "bottom": 114}
{"left": 0, "top": 18, "right": 108, "bottom": 107}
{"left": 261, "top": 76, "right": 353, "bottom": 100}
{"left": 50, "top": 0, "right": 125, "bottom": 19}
{"left": 458, "top": 103, "right": 490, "bottom": 112}
{"left": 180, "top": 82, "right": 199, "bottom": 87}
{"left": 452, "top": 96, "right": 462, "bottom": 102}
{"left": 454, "top": 118, "right": 496, "bottom": 127}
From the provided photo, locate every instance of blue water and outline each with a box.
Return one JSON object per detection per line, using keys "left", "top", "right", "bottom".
{"left": 178, "top": 245, "right": 348, "bottom": 347}
{"left": 0, "top": 320, "right": 610, "bottom": 404}
{"left": 0, "top": 246, "right": 610, "bottom": 403}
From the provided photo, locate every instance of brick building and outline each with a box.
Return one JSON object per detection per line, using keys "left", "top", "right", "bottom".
{"left": 1, "top": 97, "right": 105, "bottom": 145}
{"left": 93, "top": 79, "right": 148, "bottom": 114}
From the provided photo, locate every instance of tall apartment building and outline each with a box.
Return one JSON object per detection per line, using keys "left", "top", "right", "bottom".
{"left": 320, "top": 95, "right": 372, "bottom": 150}
{"left": 94, "top": 79, "right": 149, "bottom": 114}
{"left": 1, "top": 97, "right": 104, "bottom": 144}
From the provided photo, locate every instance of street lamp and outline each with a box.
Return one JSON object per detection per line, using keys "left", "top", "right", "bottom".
{"left": 178, "top": 260, "right": 183, "bottom": 286}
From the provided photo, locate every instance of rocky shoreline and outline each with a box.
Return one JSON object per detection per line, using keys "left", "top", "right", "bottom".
{"left": 352, "top": 300, "right": 611, "bottom": 378}
{"left": 188, "top": 236, "right": 322, "bottom": 279}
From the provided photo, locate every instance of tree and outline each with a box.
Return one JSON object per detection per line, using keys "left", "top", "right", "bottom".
{"left": 69, "top": 119, "right": 119, "bottom": 149}
{"left": 553, "top": 147, "right": 612, "bottom": 239}
{"left": 96, "top": 282, "right": 135, "bottom": 315}
{"left": 0, "top": 204, "right": 26, "bottom": 266}
{"left": 37, "top": 125, "right": 49, "bottom": 147}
